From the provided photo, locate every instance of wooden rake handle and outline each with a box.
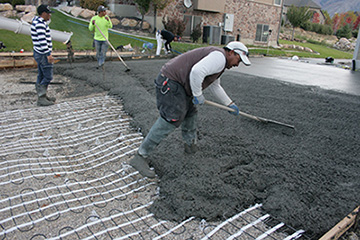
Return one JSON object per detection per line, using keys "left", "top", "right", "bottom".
{"left": 204, "top": 100, "right": 261, "bottom": 122}
{"left": 94, "top": 23, "right": 130, "bottom": 70}
{"left": 204, "top": 100, "right": 295, "bottom": 129}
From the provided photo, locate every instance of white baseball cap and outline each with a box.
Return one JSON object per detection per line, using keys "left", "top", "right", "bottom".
{"left": 226, "top": 41, "right": 251, "bottom": 66}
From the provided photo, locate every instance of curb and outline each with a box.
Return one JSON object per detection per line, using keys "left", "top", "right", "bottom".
{"left": 0, "top": 51, "right": 174, "bottom": 69}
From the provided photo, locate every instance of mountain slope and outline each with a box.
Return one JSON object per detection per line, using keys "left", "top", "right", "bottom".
{"left": 313, "top": 0, "right": 360, "bottom": 16}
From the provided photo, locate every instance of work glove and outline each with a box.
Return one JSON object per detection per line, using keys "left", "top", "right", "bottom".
{"left": 92, "top": 20, "right": 95, "bottom": 25}
{"left": 192, "top": 94, "right": 205, "bottom": 105}
{"left": 228, "top": 103, "right": 239, "bottom": 116}
{"left": 105, "top": 16, "right": 110, "bottom": 21}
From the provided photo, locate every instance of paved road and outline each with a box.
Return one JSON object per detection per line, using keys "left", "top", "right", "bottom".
{"left": 232, "top": 57, "right": 360, "bottom": 96}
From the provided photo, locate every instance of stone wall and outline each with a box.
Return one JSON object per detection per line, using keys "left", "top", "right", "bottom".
{"left": 0, "top": 3, "right": 36, "bottom": 21}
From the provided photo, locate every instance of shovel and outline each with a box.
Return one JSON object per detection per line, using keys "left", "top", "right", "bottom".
{"left": 205, "top": 100, "right": 295, "bottom": 129}
{"left": 94, "top": 23, "right": 131, "bottom": 72}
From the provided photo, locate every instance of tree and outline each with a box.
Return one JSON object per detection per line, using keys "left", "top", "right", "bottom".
{"left": 312, "top": 12, "right": 320, "bottom": 24}
{"left": 345, "top": 11, "right": 358, "bottom": 28}
{"left": 133, "top": 0, "right": 152, "bottom": 30}
{"left": 354, "top": 15, "right": 360, "bottom": 31}
{"left": 151, "top": 0, "right": 172, "bottom": 33}
{"left": 332, "top": 13, "right": 341, "bottom": 33}
{"left": 331, "top": 11, "right": 359, "bottom": 34}
{"left": 286, "top": 5, "right": 312, "bottom": 40}
{"left": 323, "top": 10, "right": 332, "bottom": 25}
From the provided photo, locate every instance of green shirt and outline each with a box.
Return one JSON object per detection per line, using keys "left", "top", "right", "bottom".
{"left": 88, "top": 15, "right": 113, "bottom": 41}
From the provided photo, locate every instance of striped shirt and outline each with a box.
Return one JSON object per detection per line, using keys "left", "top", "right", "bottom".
{"left": 31, "top": 16, "right": 52, "bottom": 55}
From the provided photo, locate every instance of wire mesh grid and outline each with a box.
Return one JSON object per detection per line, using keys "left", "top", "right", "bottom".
{"left": 0, "top": 95, "right": 305, "bottom": 239}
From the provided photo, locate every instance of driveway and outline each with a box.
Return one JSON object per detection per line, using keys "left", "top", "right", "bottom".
{"left": 233, "top": 57, "right": 360, "bottom": 96}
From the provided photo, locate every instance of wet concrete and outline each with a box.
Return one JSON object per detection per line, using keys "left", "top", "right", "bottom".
{"left": 233, "top": 57, "right": 360, "bottom": 96}
{"left": 54, "top": 58, "right": 360, "bottom": 239}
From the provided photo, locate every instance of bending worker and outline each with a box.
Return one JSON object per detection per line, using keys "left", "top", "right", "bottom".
{"left": 156, "top": 29, "right": 180, "bottom": 55}
{"left": 88, "top": 5, "right": 112, "bottom": 68}
{"left": 130, "top": 41, "right": 251, "bottom": 178}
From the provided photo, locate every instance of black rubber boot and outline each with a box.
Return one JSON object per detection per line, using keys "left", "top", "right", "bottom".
{"left": 138, "top": 117, "right": 176, "bottom": 156}
{"left": 130, "top": 117, "right": 176, "bottom": 178}
{"left": 35, "top": 83, "right": 40, "bottom": 95}
{"left": 182, "top": 114, "right": 198, "bottom": 154}
{"left": 37, "top": 84, "right": 54, "bottom": 106}
{"left": 129, "top": 153, "right": 156, "bottom": 178}
{"left": 45, "top": 84, "right": 56, "bottom": 102}
{"left": 184, "top": 141, "right": 198, "bottom": 154}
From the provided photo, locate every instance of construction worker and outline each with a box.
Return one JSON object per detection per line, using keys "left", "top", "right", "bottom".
{"left": 31, "top": 4, "right": 56, "bottom": 106}
{"left": 88, "top": 5, "right": 113, "bottom": 69}
{"left": 156, "top": 29, "right": 180, "bottom": 56}
{"left": 130, "top": 41, "right": 251, "bottom": 178}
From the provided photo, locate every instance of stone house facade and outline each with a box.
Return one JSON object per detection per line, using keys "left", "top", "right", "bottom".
{"left": 109, "top": 0, "right": 283, "bottom": 46}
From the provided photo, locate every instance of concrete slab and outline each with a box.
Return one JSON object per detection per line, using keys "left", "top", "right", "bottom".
{"left": 232, "top": 57, "right": 360, "bottom": 96}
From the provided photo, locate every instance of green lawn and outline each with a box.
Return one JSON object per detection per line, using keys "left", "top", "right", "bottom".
{"left": 278, "top": 39, "right": 353, "bottom": 59}
{"left": 0, "top": 29, "right": 33, "bottom": 52}
{"left": 249, "top": 40, "right": 353, "bottom": 59}
{"left": 0, "top": 8, "right": 354, "bottom": 60}
{"left": 0, "top": 9, "right": 163, "bottom": 52}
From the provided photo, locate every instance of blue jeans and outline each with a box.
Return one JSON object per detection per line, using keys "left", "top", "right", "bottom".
{"left": 94, "top": 40, "right": 108, "bottom": 66}
{"left": 33, "top": 50, "right": 53, "bottom": 86}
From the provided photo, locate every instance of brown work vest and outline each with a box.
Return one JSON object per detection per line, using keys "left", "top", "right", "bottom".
{"left": 161, "top": 47, "right": 226, "bottom": 96}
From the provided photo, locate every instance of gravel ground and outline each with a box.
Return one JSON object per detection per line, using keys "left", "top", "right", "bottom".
{"left": 54, "top": 59, "right": 360, "bottom": 239}
{"left": 0, "top": 66, "right": 302, "bottom": 240}
{"left": 1, "top": 57, "right": 359, "bottom": 239}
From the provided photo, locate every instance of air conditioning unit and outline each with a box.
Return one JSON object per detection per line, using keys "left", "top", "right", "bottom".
{"left": 203, "top": 26, "right": 221, "bottom": 45}
{"left": 221, "top": 35, "right": 235, "bottom": 45}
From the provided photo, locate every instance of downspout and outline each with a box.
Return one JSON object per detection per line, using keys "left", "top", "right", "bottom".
{"left": 276, "top": 0, "right": 284, "bottom": 46}
{"left": 0, "top": 16, "right": 73, "bottom": 44}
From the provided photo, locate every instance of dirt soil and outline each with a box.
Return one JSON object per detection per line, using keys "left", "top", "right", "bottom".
{"left": 2, "top": 58, "right": 359, "bottom": 239}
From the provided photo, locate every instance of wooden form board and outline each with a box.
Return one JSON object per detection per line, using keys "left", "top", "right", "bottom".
{"left": 319, "top": 205, "right": 360, "bottom": 240}
{"left": 0, "top": 51, "right": 134, "bottom": 57}
{"left": 0, "top": 59, "right": 37, "bottom": 68}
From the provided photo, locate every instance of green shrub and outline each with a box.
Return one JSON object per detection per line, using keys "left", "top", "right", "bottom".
{"left": 80, "top": 0, "right": 106, "bottom": 11}
{"left": 0, "top": 0, "right": 24, "bottom": 6}
{"left": 162, "top": 17, "right": 187, "bottom": 37}
{"left": 301, "top": 22, "right": 312, "bottom": 31}
{"left": 11, "top": 0, "right": 24, "bottom": 6}
{"left": 190, "top": 23, "right": 202, "bottom": 43}
{"left": 301, "top": 22, "right": 333, "bottom": 35}
{"left": 312, "top": 23, "right": 322, "bottom": 33}
{"left": 336, "top": 24, "right": 352, "bottom": 39}
{"left": 352, "top": 29, "right": 359, "bottom": 38}
{"left": 321, "top": 24, "right": 333, "bottom": 35}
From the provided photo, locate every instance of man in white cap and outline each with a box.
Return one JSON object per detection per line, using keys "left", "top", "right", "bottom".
{"left": 130, "top": 41, "right": 251, "bottom": 178}
{"left": 88, "top": 5, "right": 112, "bottom": 68}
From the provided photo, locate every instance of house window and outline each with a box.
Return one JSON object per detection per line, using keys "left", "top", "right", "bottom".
{"left": 255, "top": 24, "right": 269, "bottom": 42}
{"left": 183, "top": 15, "right": 202, "bottom": 37}
{"left": 274, "top": 0, "right": 281, "bottom": 6}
